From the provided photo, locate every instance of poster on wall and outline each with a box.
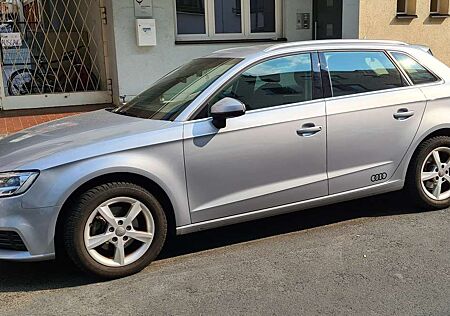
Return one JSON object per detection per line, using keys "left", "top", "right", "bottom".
{"left": 0, "top": 32, "right": 22, "bottom": 47}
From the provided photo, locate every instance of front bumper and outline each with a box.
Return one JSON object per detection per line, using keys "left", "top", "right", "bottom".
{"left": 0, "top": 195, "right": 58, "bottom": 261}
{"left": 0, "top": 249, "right": 54, "bottom": 261}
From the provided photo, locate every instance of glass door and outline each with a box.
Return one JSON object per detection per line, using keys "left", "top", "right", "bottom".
{"left": 313, "top": 0, "right": 343, "bottom": 40}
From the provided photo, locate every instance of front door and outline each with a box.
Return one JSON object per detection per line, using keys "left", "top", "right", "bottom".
{"left": 314, "top": 0, "right": 343, "bottom": 40}
{"left": 183, "top": 53, "right": 328, "bottom": 223}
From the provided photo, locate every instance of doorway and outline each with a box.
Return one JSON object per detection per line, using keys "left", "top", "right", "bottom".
{"left": 313, "top": 0, "right": 343, "bottom": 40}
{"left": 0, "top": 0, "right": 111, "bottom": 110}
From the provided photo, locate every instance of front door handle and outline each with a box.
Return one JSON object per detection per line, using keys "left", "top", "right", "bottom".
{"left": 394, "top": 108, "right": 415, "bottom": 120}
{"left": 297, "top": 123, "right": 323, "bottom": 137}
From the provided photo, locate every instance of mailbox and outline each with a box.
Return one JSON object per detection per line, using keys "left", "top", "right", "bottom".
{"left": 136, "top": 19, "right": 157, "bottom": 46}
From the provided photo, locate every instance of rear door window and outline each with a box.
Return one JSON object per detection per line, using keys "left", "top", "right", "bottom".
{"left": 322, "top": 51, "right": 406, "bottom": 97}
{"left": 391, "top": 52, "right": 439, "bottom": 85}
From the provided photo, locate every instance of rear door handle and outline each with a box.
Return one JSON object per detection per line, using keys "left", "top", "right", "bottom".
{"left": 297, "top": 124, "right": 323, "bottom": 137}
{"left": 394, "top": 108, "right": 415, "bottom": 120}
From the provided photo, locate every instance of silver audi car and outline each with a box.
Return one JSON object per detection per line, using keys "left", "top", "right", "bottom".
{"left": 1, "top": 40, "right": 449, "bottom": 278}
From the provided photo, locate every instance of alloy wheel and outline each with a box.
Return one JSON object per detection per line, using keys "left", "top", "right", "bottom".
{"left": 421, "top": 147, "right": 450, "bottom": 201}
{"left": 83, "top": 197, "right": 155, "bottom": 267}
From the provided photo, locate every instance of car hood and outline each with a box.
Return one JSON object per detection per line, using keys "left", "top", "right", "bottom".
{"left": 0, "top": 109, "right": 182, "bottom": 171}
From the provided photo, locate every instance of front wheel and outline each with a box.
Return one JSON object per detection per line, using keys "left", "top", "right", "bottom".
{"left": 63, "top": 182, "right": 167, "bottom": 279}
{"left": 406, "top": 136, "right": 450, "bottom": 209}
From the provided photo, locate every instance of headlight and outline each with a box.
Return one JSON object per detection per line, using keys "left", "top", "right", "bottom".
{"left": 0, "top": 171, "right": 39, "bottom": 198}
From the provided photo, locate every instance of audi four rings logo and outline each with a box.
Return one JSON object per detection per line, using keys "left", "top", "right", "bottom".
{"left": 371, "top": 173, "right": 388, "bottom": 182}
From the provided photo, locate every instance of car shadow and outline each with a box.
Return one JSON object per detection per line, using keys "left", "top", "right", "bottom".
{"left": 0, "top": 191, "right": 429, "bottom": 292}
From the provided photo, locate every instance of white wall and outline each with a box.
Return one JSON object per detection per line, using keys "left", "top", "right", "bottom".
{"left": 109, "top": 0, "right": 314, "bottom": 104}
{"left": 283, "top": 0, "right": 313, "bottom": 41}
{"left": 342, "top": 0, "right": 360, "bottom": 39}
{"left": 104, "top": 0, "right": 120, "bottom": 104}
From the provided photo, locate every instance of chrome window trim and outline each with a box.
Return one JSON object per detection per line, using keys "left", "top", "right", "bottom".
{"left": 176, "top": 46, "right": 447, "bottom": 122}
{"left": 183, "top": 98, "right": 325, "bottom": 125}
{"left": 321, "top": 85, "right": 425, "bottom": 104}
{"left": 320, "top": 78, "right": 446, "bottom": 104}
{"left": 385, "top": 50, "right": 414, "bottom": 86}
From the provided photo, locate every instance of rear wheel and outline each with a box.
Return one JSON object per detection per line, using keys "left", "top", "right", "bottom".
{"left": 406, "top": 136, "right": 450, "bottom": 209}
{"left": 63, "top": 182, "right": 167, "bottom": 279}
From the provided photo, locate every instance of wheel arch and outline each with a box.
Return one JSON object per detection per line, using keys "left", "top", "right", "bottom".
{"left": 54, "top": 172, "right": 177, "bottom": 258}
{"left": 402, "top": 126, "right": 450, "bottom": 179}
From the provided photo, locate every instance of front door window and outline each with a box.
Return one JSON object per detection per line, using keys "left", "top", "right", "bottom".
{"left": 211, "top": 53, "right": 314, "bottom": 112}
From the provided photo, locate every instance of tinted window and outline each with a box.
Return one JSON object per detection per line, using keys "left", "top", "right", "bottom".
{"left": 198, "top": 54, "right": 313, "bottom": 118}
{"left": 391, "top": 52, "right": 438, "bottom": 85}
{"left": 324, "top": 51, "right": 405, "bottom": 97}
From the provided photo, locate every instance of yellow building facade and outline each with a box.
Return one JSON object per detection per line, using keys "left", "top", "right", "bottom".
{"left": 359, "top": 0, "right": 450, "bottom": 66}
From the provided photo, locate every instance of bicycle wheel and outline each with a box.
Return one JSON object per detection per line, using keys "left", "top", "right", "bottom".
{"left": 8, "top": 69, "right": 45, "bottom": 96}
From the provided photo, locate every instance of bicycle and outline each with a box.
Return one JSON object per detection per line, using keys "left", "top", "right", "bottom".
{"left": 7, "top": 46, "right": 99, "bottom": 96}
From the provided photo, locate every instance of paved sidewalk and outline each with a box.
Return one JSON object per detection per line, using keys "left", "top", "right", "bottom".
{"left": 0, "top": 113, "right": 81, "bottom": 136}
{"left": 0, "top": 104, "right": 109, "bottom": 137}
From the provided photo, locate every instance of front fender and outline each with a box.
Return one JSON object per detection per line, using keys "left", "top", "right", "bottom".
{"left": 21, "top": 144, "right": 191, "bottom": 236}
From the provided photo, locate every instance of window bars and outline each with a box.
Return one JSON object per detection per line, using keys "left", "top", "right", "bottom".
{"left": 0, "top": 0, "right": 103, "bottom": 96}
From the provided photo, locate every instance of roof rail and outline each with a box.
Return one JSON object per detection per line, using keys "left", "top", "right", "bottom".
{"left": 264, "top": 39, "right": 408, "bottom": 52}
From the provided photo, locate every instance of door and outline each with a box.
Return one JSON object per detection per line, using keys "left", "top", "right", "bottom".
{"left": 321, "top": 51, "right": 427, "bottom": 194}
{"left": 0, "top": 0, "right": 111, "bottom": 110}
{"left": 314, "top": 0, "right": 343, "bottom": 40}
{"left": 183, "top": 53, "right": 328, "bottom": 223}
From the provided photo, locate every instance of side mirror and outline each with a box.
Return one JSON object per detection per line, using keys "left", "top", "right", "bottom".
{"left": 210, "top": 97, "right": 246, "bottom": 129}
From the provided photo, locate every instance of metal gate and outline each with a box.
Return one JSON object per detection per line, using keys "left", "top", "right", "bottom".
{"left": 0, "top": 0, "right": 111, "bottom": 110}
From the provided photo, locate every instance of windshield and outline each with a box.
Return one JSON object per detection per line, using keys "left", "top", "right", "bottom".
{"left": 114, "top": 57, "right": 242, "bottom": 121}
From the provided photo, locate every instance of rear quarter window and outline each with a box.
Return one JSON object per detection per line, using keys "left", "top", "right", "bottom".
{"left": 391, "top": 52, "right": 439, "bottom": 85}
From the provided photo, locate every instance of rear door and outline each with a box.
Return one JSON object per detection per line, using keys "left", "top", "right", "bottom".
{"left": 321, "top": 50, "right": 427, "bottom": 194}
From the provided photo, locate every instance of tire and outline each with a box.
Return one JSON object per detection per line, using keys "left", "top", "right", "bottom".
{"left": 406, "top": 136, "right": 450, "bottom": 209}
{"left": 63, "top": 182, "right": 167, "bottom": 279}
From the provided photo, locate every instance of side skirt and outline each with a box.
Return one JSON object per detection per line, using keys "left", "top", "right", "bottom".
{"left": 176, "top": 180, "right": 404, "bottom": 235}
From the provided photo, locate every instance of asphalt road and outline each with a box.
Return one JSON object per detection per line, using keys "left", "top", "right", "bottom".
{"left": 0, "top": 192, "right": 449, "bottom": 316}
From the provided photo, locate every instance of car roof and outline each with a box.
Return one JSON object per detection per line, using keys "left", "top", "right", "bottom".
{"left": 205, "top": 39, "right": 413, "bottom": 59}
